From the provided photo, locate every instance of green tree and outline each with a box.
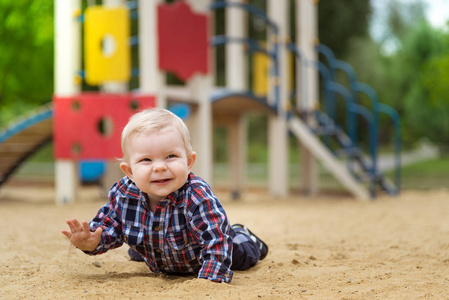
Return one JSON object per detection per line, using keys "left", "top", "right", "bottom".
{"left": 343, "top": 0, "right": 449, "bottom": 150}
{"left": 0, "top": 0, "right": 53, "bottom": 126}
{"left": 374, "top": 9, "right": 449, "bottom": 152}
{"left": 318, "top": 0, "right": 372, "bottom": 59}
{"left": 404, "top": 31, "right": 449, "bottom": 153}
{"left": 381, "top": 0, "right": 426, "bottom": 44}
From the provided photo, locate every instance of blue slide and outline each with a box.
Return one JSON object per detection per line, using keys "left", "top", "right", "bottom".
{"left": 0, "top": 105, "right": 53, "bottom": 185}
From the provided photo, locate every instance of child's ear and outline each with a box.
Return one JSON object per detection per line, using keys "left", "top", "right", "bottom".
{"left": 187, "top": 151, "right": 197, "bottom": 171}
{"left": 120, "top": 162, "right": 133, "bottom": 180}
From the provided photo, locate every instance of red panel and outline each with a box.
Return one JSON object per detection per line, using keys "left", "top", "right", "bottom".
{"left": 53, "top": 93, "right": 155, "bottom": 159}
{"left": 158, "top": 2, "right": 209, "bottom": 81}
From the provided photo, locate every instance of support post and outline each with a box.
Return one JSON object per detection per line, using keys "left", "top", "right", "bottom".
{"left": 297, "top": 0, "right": 319, "bottom": 195}
{"left": 226, "top": 0, "right": 247, "bottom": 92}
{"left": 225, "top": 0, "right": 247, "bottom": 197}
{"left": 228, "top": 116, "right": 247, "bottom": 198}
{"left": 139, "top": 0, "right": 164, "bottom": 106}
{"left": 54, "top": 0, "right": 81, "bottom": 204}
{"left": 186, "top": 0, "right": 214, "bottom": 184}
{"left": 267, "top": 0, "right": 289, "bottom": 197}
{"left": 188, "top": 75, "right": 213, "bottom": 184}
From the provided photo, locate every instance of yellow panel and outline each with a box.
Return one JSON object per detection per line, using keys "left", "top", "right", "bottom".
{"left": 253, "top": 52, "right": 270, "bottom": 97}
{"left": 84, "top": 5, "right": 130, "bottom": 85}
{"left": 289, "top": 51, "right": 294, "bottom": 94}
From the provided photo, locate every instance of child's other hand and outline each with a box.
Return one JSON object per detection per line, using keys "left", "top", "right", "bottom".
{"left": 61, "top": 218, "right": 102, "bottom": 252}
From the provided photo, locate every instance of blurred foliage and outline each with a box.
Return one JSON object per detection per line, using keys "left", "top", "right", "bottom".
{"left": 318, "top": 0, "right": 372, "bottom": 59}
{"left": 396, "top": 21, "right": 449, "bottom": 152}
{"left": 0, "top": 0, "right": 54, "bottom": 127}
{"left": 382, "top": 0, "right": 426, "bottom": 42}
{"left": 339, "top": 0, "right": 449, "bottom": 153}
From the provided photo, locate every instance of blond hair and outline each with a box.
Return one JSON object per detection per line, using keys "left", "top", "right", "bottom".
{"left": 120, "top": 107, "right": 192, "bottom": 161}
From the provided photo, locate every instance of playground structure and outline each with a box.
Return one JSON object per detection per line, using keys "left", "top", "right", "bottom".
{"left": 0, "top": 0, "right": 401, "bottom": 203}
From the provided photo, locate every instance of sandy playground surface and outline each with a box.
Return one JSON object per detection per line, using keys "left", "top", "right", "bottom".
{"left": 1, "top": 181, "right": 449, "bottom": 299}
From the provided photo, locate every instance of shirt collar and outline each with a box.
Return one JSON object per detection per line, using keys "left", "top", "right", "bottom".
{"left": 166, "top": 172, "right": 193, "bottom": 207}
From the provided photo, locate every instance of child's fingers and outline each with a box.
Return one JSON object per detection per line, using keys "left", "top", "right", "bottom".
{"left": 72, "top": 219, "right": 83, "bottom": 233}
{"left": 65, "top": 219, "right": 76, "bottom": 233}
{"left": 66, "top": 219, "right": 88, "bottom": 238}
{"left": 61, "top": 230, "right": 72, "bottom": 239}
{"left": 66, "top": 218, "right": 81, "bottom": 233}
{"left": 81, "top": 221, "right": 91, "bottom": 233}
{"left": 94, "top": 226, "right": 103, "bottom": 237}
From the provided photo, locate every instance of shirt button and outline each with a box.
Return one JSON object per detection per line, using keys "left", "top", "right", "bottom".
{"left": 155, "top": 248, "right": 163, "bottom": 253}
{"left": 123, "top": 236, "right": 128, "bottom": 242}
{"left": 183, "top": 239, "right": 189, "bottom": 246}
{"left": 159, "top": 264, "right": 166, "bottom": 269}
{"left": 154, "top": 226, "right": 162, "bottom": 231}
{"left": 225, "top": 273, "right": 230, "bottom": 278}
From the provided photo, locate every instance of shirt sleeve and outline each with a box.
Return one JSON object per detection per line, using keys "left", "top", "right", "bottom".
{"left": 187, "top": 182, "right": 234, "bottom": 283}
{"left": 84, "top": 183, "right": 125, "bottom": 255}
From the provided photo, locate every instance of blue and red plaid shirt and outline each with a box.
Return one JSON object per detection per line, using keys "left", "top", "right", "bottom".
{"left": 86, "top": 172, "right": 234, "bottom": 283}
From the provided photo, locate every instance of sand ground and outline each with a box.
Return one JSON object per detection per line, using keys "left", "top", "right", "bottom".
{"left": 1, "top": 182, "right": 448, "bottom": 299}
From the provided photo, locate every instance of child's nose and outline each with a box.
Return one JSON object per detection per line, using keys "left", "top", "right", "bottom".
{"left": 153, "top": 162, "right": 168, "bottom": 172}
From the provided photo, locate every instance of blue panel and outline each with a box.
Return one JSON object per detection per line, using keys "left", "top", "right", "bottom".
{"left": 79, "top": 160, "right": 106, "bottom": 182}
{"left": 168, "top": 104, "right": 191, "bottom": 120}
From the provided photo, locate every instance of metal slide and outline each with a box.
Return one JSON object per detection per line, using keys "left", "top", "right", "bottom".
{"left": 287, "top": 113, "right": 370, "bottom": 201}
{"left": 0, "top": 105, "right": 53, "bottom": 185}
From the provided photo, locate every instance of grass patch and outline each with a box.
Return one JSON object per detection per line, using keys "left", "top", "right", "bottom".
{"left": 28, "top": 142, "right": 54, "bottom": 162}
{"left": 389, "top": 156, "right": 449, "bottom": 190}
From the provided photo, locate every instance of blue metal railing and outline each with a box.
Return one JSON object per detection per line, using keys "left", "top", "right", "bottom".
{"left": 319, "top": 44, "right": 401, "bottom": 195}
{"left": 350, "top": 103, "right": 378, "bottom": 196}
{"left": 355, "top": 82, "right": 401, "bottom": 193}
{"left": 377, "top": 103, "right": 401, "bottom": 192}
{"left": 289, "top": 42, "right": 401, "bottom": 196}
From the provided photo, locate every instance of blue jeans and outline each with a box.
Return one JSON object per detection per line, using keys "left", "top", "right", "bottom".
{"left": 230, "top": 228, "right": 261, "bottom": 270}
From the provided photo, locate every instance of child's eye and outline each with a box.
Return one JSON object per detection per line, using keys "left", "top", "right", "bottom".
{"left": 142, "top": 158, "right": 152, "bottom": 162}
{"left": 167, "top": 154, "right": 177, "bottom": 159}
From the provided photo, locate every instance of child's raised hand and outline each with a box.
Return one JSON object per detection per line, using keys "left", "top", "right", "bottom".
{"left": 61, "top": 218, "right": 102, "bottom": 252}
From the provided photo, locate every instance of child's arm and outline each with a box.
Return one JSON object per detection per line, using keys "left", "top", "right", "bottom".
{"left": 188, "top": 194, "right": 234, "bottom": 282}
{"left": 61, "top": 218, "right": 103, "bottom": 252}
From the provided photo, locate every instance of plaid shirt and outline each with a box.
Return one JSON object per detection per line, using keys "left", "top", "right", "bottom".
{"left": 86, "top": 172, "right": 234, "bottom": 283}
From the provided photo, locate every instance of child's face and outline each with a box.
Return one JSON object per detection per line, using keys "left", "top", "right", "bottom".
{"left": 120, "top": 127, "right": 196, "bottom": 203}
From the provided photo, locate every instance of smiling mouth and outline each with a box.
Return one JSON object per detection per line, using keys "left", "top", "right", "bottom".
{"left": 152, "top": 179, "right": 171, "bottom": 183}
